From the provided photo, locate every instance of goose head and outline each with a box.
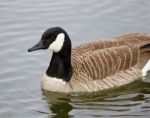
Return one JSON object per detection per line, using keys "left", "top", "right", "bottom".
{"left": 28, "top": 27, "right": 71, "bottom": 53}
{"left": 28, "top": 27, "right": 72, "bottom": 82}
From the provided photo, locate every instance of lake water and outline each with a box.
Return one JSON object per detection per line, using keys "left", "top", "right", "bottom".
{"left": 0, "top": 0, "right": 150, "bottom": 118}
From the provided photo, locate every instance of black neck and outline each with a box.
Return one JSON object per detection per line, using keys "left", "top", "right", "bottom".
{"left": 46, "top": 36, "right": 73, "bottom": 82}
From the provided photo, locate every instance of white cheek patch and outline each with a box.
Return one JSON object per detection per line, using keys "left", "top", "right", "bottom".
{"left": 48, "top": 33, "right": 65, "bottom": 52}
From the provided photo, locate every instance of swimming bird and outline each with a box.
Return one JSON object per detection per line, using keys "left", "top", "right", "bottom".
{"left": 28, "top": 27, "right": 150, "bottom": 93}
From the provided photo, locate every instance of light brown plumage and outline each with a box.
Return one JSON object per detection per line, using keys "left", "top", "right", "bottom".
{"left": 42, "top": 33, "right": 150, "bottom": 92}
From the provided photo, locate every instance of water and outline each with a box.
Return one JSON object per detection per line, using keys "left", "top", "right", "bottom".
{"left": 0, "top": 0, "right": 150, "bottom": 117}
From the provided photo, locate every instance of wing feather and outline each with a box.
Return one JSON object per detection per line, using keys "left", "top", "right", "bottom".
{"left": 72, "top": 45, "right": 139, "bottom": 80}
{"left": 72, "top": 33, "right": 150, "bottom": 56}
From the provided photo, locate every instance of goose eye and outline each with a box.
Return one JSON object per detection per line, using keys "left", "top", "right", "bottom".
{"left": 50, "top": 35, "right": 55, "bottom": 39}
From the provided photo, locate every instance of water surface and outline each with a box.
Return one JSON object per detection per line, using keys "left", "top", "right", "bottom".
{"left": 0, "top": 0, "right": 150, "bottom": 118}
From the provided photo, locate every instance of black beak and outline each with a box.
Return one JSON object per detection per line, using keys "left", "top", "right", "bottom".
{"left": 28, "top": 40, "right": 44, "bottom": 52}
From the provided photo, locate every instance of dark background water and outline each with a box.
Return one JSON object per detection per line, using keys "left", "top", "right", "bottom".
{"left": 0, "top": 0, "right": 150, "bottom": 118}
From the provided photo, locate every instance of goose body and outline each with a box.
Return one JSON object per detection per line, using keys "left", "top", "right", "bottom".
{"left": 28, "top": 27, "right": 150, "bottom": 93}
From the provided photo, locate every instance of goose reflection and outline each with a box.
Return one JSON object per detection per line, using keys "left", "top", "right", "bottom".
{"left": 42, "top": 90, "right": 73, "bottom": 118}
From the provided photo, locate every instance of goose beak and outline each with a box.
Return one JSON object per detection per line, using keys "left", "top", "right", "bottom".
{"left": 28, "top": 40, "right": 44, "bottom": 52}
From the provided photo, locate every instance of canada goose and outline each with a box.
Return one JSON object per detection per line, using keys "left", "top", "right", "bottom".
{"left": 28, "top": 27, "right": 150, "bottom": 93}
